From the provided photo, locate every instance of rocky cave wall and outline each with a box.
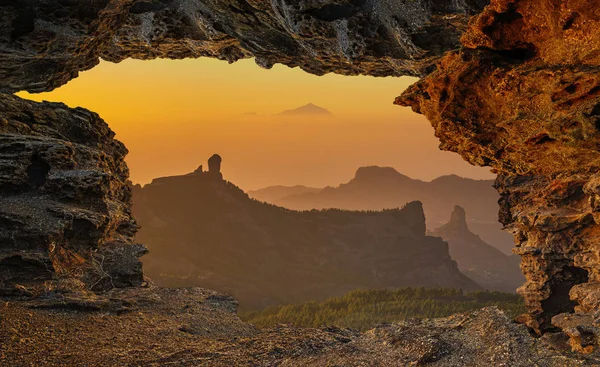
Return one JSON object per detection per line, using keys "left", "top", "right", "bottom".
{"left": 0, "top": 94, "right": 147, "bottom": 297}
{"left": 0, "top": 0, "right": 486, "bottom": 93}
{"left": 396, "top": 0, "right": 600, "bottom": 336}
{"left": 1, "top": 0, "right": 599, "bottom": 342}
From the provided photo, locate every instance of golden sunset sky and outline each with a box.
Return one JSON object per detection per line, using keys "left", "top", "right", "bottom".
{"left": 18, "top": 58, "right": 494, "bottom": 189}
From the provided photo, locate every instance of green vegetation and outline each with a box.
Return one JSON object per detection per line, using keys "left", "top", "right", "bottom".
{"left": 240, "top": 288, "right": 525, "bottom": 331}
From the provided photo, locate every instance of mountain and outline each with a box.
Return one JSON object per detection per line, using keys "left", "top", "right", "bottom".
{"left": 429, "top": 206, "right": 524, "bottom": 292}
{"left": 132, "top": 156, "right": 479, "bottom": 310}
{"left": 256, "top": 166, "right": 514, "bottom": 254}
{"left": 276, "top": 103, "right": 333, "bottom": 116}
{"left": 248, "top": 185, "right": 321, "bottom": 203}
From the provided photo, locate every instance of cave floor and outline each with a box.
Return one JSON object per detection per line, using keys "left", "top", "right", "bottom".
{"left": 0, "top": 287, "right": 597, "bottom": 367}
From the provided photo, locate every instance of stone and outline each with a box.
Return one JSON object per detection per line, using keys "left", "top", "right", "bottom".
{"left": 1, "top": 0, "right": 600, "bottom": 362}
{"left": 396, "top": 0, "right": 600, "bottom": 335}
{"left": 0, "top": 0, "right": 487, "bottom": 94}
{"left": 552, "top": 313, "right": 599, "bottom": 354}
{"left": 2, "top": 305, "right": 599, "bottom": 366}
{"left": 0, "top": 93, "right": 147, "bottom": 297}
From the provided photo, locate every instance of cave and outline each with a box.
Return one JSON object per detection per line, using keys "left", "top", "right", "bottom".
{"left": 1, "top": 0, "right": 600, "bottom": 364}
{"left": 541, "top": 266, "right": 590, "bottom": 331}
{"left": 26, "top": 154, "right": 50, "bottom": 188}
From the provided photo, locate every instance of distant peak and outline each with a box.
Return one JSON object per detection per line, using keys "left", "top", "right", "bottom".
{"left": 277, "top": 103, "right": 333, "bottom": 116}
{"left": 448, "top": 205, "right": 468, "bottom": 230}
{"left": 354, "top": 166, "right": 408, "bottom": 181}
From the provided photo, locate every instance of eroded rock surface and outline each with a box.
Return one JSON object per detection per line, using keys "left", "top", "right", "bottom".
{"left": 2, "top": 303, "right": 597, "bottom": 366}
{"left": 0, "top": 0, "right": 487, "bottom": 93}
{"left": 396, "top": 0, "right": 600, "bottom": 343}
{"left": 0, "top": 93, "right": 146, "bottom": 298}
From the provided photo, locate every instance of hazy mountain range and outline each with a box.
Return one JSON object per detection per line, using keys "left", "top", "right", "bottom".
{"left": 244, "top": 103, "right": 333, "bottom": 117}
{"left": 132, "top": 166, "right": 479, "bottom": 309}
{"left": 277, "top": 103, "right": 333, "bottom": 116}
{"left": 248, "top": 166, "right": 514, "bottom": 254}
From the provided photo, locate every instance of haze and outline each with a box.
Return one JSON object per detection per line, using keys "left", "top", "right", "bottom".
{"left": 18, "top": 58, "right": 494, "bottom": 189}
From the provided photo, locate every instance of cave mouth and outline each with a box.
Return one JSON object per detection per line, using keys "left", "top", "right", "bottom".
{"left": 540, "top": 265, "right": 589, "bottom": 331}
{"left": 10, "top": 57, "right": 518, "bottom": 313}
{"left": 27, "top": 154, "right": 50, "bottom": 188}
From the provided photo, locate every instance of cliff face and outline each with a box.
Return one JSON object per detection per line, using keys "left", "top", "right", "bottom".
{"left": 396, "top": 0, "right": 600, "bottom": 338}
{"left": 133, "top": 167, "right": 478, "bottom": 309}
{"left": 429, "top": 206, "right": 524, "bottom": 293}
{"left": 0, "top": 0, "right": 487, "bottom": 94}
{"left": 0, "top": 93, "right": 146, "bottom": 298}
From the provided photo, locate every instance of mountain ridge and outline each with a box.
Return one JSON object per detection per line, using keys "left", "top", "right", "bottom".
{"left": 276, "top": 103, "right": 333, "bottom": 116}
{"left": 133, "top": 157, "right": 480, "bottom": 309}
{"left": 248, "top": 166, "right": 514, "bottom": 254}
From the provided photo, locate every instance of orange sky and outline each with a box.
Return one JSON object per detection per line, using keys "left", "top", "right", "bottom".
{"left": 18, "top": 58, "right": 494, "bottom": 190}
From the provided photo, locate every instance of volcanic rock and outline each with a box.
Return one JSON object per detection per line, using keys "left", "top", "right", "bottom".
{"left": 396, "top": 0, "right": 600, "bottom": 335}
{"left": 0, "top": 93, "right": 146, "bottom": 298}
{"left": 0, "top": 0, "right": 487, "bottom": 94}
{"left": 1, "top": 0, "right": 600, "bottom": 361}
{"left": 3, "top": 303, "right": 598, "bottom": 366}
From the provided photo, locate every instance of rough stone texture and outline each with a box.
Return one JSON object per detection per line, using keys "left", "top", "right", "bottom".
{"left": 2, "top": 303, "right": 598, "bottom": 366}
{"left": 552, "top": 313, "right": 599, "bottom": 354}
{"left": 396, "top": 0, "right": 600, "bottom": 342}
{"left": 0, "top": 93, "right": 147, "bottom": 298}
{"left": 494, "top": 174, "right": 600, "bottom": 336}
{"left": 0, "top": 0, "right": 131, "bottom": 93}
{"left": 0, "top": 0, "right": 488, "bottom": 94}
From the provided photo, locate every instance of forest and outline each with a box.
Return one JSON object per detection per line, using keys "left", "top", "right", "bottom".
{"left": 241, "top": 287, "right": 525, "bottom": 330}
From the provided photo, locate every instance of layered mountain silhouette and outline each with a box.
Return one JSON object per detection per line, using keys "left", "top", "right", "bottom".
{"left": 276, "top": 103, "right": 333, "bottom": 116}
{"left": 132, "top": 156, "right": 479, "bottom": 309}
{"left": 429, "top": 206, "right": 524, "bottom": 292}
{"left": 249, "top": 166, "right": 514, "bottom": 254}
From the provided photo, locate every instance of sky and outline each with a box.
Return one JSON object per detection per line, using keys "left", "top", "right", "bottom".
{"left": 18, "top": 58, "right": 494, "bottom": 190}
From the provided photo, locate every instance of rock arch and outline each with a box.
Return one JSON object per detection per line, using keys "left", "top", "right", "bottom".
{"left": 1, "top": 0, "right": 599, "bottom": 340}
